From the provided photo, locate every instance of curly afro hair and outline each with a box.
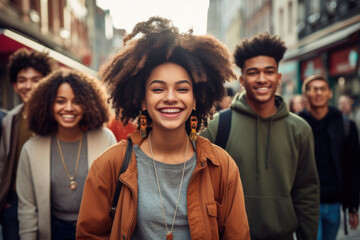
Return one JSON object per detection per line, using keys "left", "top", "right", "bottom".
{"left": 26, "top": 69, "right": 110, "bottom": 136}
{"left": 234, "top": 32, "right": 287, "bottom": 71}
{"left": 100, "top": 16, "right": 236, "bottom": 135}
{"left": 7, "top": 48, "right": 57, "bottom": 83}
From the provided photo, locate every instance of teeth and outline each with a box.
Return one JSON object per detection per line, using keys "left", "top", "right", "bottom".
{"left": 161, "top": 109, "right": 181, "bottom": 113}
{"left": 257, "top": 87, "right": 269, "bottom": 90}
{"left": 63, "top": 115, "right": 75, "bottom": 118}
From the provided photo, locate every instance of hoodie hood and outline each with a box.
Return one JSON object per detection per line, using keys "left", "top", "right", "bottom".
{"left": 231, "top": 92, "right": 289, "bottom": 177}
{"left": 232, "top": 92, "right": 289, "bottom": 121}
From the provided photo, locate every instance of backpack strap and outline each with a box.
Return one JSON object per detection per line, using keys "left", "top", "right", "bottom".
{"left": 109, "top": 139, "right": 133, "bottom": 219}
{"left": 215, "top": 108, "right": 232, "bottom": 149}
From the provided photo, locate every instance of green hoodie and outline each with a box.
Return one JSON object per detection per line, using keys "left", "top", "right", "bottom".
{"left": 201, "top": 92, "right": 319, "bottom": 240}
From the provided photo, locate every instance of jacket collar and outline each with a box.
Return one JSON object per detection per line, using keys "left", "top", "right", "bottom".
{"left": 127, "top": 131, "right": 220, "bottom": 166}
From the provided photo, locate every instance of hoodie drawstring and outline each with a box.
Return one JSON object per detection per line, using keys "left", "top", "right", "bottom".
{"left": 255, "top": 117, "right": 260, "bottom": 178}
{"left": 265, "top": 119, "right": 272, "bottom": 169}
{"left": 256, "top": 117, "right": 272, "bottom": 177}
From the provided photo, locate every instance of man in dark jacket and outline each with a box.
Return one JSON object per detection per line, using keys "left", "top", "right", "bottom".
{"left": 201, "top": 32, "right": 320, "bottom": 240}
{"left": 299, "top": 74, "right": 360, "bottom": 240}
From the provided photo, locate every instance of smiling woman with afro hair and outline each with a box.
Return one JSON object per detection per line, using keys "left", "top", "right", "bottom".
{"left": 77, "top": 16, "right": 250, "bottom": 240}
{"left": 16, "top": 68, "right": 116, "bottom": 240}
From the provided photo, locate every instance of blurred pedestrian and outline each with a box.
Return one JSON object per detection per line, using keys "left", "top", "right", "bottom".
{"left": 299, "top": 74, "right": 360, "bottom": 240}
{"left": 16, "top": 69, "right": 116, "bottom": 240}
{"left": 77, "top": 16, "right": 250, "bottom": 239}
{"left": 0, "top": 48, "right": 56, "bottom": 240}
{"left": 288, "top": 94, "right": 306, "bottom": 113}
{"left": 201, "top": 32, "right": 320, "bottom": 240}
{"left": 338, "top": 95, "right": 354, "bottom": 118}
{"left": 216, "top": 87, "right": 235, "bottom": 111}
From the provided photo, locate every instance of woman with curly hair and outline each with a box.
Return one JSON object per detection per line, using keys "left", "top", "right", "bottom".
{"left": 16, "top": 69, "right": 116, "bottom": 240}
{"left": 77, "top": 17, "right": 249, "bottom": 239}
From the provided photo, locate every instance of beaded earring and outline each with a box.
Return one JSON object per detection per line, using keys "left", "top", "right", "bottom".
{"left": 189, "top": 116, "right": 198, "bottom": 141}
{"left": 140, "top": 111, "right": 147, "bottom": 138}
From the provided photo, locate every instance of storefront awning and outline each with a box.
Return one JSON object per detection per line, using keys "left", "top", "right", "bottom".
{"left": 1, "top": 29, "right": 97, "bottom": 77}
{"left": 284, "top": 22, "right": 360, "bottom": 61}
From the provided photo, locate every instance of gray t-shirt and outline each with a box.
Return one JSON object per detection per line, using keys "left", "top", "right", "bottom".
{"left": 131, "top": 144, "right": 197, "bottom": 240}
{"left": 50, "top": 133, "right": 88, "bottom": 221}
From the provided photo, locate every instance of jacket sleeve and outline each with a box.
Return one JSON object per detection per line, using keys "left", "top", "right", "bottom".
{"left": 342, "top": 120, "right": 360, "bottom": 211}
{"left": 16, "top": 145, "right": 38, "bottom": 240}
{"left": 219, "top": 154, "right": 250, "bottom": 240}
{"left": 291, "top": 126, "right": 320, "bottom": 240}
{"left": 76, "top": 158, "right": 114, "bottom": 239}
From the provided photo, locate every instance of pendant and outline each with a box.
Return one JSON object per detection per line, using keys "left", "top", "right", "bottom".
{"left": 166, "top": 232, "right": 173, "bottom": 240}
{"left": 69, "top": 180, "right": 78, "bottom": 190}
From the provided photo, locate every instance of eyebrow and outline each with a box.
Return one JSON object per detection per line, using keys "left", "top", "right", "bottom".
{"left": 246, "top": 66, "right": 276, "bottom": 73}
{"left": 149, "top": 79, "right": 192, "bottom": 86}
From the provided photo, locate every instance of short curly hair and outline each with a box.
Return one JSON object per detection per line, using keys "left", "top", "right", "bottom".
{"left": 234, "top": 32, "right": 287, "bottom": 71}
{"left": 7, "top": 48, "right": 57, "bottom": 83}
{"left": 26, "top": 69, "right": 110, "bottom": 136}
{"left": 100, "top": 16, "right": 235, "bottom": 135}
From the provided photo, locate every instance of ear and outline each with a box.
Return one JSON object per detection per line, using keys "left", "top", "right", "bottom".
{"left": 277, "top": 73, "right": 282, "bottom": 86}
{"left": 12, "top": 83, "right": 19, "bottom": 94}
{"left": 239, "top": 75, "right": 244, "bottom": 86}
{"left": 141, "top": 101, "right": 146, "bottom": 111}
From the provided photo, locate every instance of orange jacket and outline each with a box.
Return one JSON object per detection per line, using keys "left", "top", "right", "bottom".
{"left": 76, "top": 132, "right": 250, "bottom": 240}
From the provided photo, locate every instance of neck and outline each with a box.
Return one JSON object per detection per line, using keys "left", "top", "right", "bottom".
{"left": 246, "top": 99, "right": 277, "bottom": 118}
{"left": 57, "top": 126, "right": 83, "bottom": 142}
{"left": 143, "top": 127, "right": 193, "bottom": 164}
{"left": 309, "top": 106, "right": 329, "bottom": 120}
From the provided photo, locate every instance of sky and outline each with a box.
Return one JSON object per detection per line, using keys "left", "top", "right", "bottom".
{"left": 96, "top": 0, "right": 210, "bottom": 35}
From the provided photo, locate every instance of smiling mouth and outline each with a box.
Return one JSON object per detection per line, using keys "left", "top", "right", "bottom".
{"left": 61, "top": 114, "right": 77, "bottom": 120}
{"left": 159, "top": 108, "right": 182, "bottom": 114}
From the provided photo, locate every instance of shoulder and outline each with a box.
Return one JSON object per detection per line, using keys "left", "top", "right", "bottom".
{"left": 288, "top": 112, "right": 312, "bottom": 130}
{"left": 91, "top": 139, "right": 128, "bottom": 171}
{"left": 2, "top": 104, "right": 23, "bottom": 125}
{"left": 23, "top": 135, "right": 50, "bottom": 149}
{"left": 88, "top": 127, "right": 116, "bottom": 142}
{"left": 197, "top": 136, "right": 237, "bottom": 169}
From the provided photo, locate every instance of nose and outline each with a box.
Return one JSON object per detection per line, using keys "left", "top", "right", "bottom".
{"left": 25, "top": 80, "right": 32, "bottom": 89}
{"left": 64, "top": 101, "right": 74, "bottom": 110}
{"left": 163, "top": 90, "right": 177, "bottom": 102}
{"left": 257, "top": 72, "right": 266, "bottom": 83}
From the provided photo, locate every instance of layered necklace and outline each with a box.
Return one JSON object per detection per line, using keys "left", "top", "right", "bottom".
{"left": 56, "top": 135, "right": 82, "bottom": 190}
{"left": 148, "top": 132, "right": 189, "bottom": 240}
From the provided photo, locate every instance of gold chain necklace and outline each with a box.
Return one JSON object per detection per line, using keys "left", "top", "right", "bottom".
{"left": 56, "top": 135, "right": 82, "bottom": 190}
{"left": 149, "top": 132, "right": 188, "bottom": 240}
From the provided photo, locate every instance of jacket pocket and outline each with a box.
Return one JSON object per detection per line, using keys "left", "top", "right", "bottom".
{"left": 206, "top": 201, "right": 218, "bottom": 217}
{"left": 205, "top": 200, "right": 219, "bottom": 239}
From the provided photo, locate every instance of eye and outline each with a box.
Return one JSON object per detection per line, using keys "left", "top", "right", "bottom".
{"left": 55, "top": 99, "right": 65, "bottom": 104}
{"left": 265, "top": 70, "right": 276, "bottom": 74}
{"left": 247, "top": 71, "right": 257, "bottom": 76}
{"left": 177, "top": 87, "right": 190, "bottom": 93}
{"left": 151, "top": 88, "right": 164, "bottom": 93}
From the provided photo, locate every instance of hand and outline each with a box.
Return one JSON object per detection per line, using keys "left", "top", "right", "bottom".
{"left": 349, "top": 212, "right": 359, "bottom": 230}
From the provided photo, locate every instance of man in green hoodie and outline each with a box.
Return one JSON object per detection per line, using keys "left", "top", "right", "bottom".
{"left": 201, "top": 32, "right": 320, "bottom": 240}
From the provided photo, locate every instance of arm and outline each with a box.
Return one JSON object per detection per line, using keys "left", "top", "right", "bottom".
{"left": 76, "top": 158, "right": 114, "bottom": 239}
{"left": 220, "top": 155, "right": 250, "bottom": 240}
{"left": 16, "top": 145, "right": 38, "bottom": 240}
{"left": 343, "top": 121, "right": 360, "bottom": 229}
{"left": 291, "top": 127, "right": 320, "bottom": 240}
